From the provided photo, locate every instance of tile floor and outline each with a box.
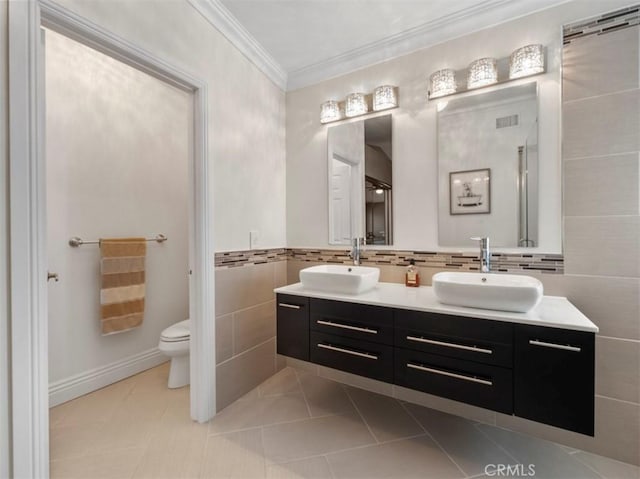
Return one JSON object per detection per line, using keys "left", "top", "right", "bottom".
{"left": 49, "top": 363, "right": 639, "bottom": 479}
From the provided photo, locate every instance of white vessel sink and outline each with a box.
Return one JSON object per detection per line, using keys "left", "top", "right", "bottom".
{"left": 299, "top": 265, "right": 380, "bottom": 295}
{"left": 432, "top": 272, "right": 543, "bottom": 313}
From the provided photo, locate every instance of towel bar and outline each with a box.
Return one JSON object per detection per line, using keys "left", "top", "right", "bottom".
{"left": 69, "top": 234, "right": 167, "bottom": 247}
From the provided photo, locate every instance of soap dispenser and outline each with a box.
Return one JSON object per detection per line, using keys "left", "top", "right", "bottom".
{"left": 405, "top": 259, "right": 420, "bottom": 287}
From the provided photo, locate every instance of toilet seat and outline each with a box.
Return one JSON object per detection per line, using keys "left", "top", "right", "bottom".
{"left": 160, "top": 319, "right": 190, "bottom": 342}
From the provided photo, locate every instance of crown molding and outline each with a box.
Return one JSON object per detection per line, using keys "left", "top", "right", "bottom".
{"left": 287, "top": 0, "right": 570, "bottom": 91}
{"left": 188, "top": 0, "right": 287, "bottom": 91}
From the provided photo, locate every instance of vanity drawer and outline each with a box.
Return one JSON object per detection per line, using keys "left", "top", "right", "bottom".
{"left": 310, "top": 299, "right": 394, "bottom": 345}
{"left": 277, "top": 294, "right": 310, "bottom": 361}
{"left": 395, "top": 348, "right": 513, "bottom": 414}
{"left": 395, "top": 310, "right": 513, "bottom": 367}
{"left": 310, "top": 331, "right": 394, "bottom": 383}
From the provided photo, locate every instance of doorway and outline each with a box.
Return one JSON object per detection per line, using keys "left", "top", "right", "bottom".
{"left": 45, "top": 27, "right": 191, "bottom": 404}
{"left": 8, "top": 2, "right": 215, "bottom": 477}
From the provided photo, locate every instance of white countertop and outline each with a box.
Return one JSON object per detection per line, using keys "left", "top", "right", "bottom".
{"left": 274, "top": 282, "right": 599, "bottom": 333}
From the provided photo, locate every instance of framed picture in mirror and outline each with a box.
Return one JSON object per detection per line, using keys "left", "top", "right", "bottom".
{"left": 449, "top": 168, "right": 491, "bottom": 215}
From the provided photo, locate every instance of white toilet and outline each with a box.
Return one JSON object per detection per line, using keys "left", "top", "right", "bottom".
{"left": 158, "top": 319, "right": 190, "bottom": 388}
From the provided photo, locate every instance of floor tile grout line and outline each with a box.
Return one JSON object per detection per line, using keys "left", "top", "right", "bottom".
{"left": 575, "top": 451, "right": 640, "bottom": 469}
{"left": 293, "top": 367, "right": 314, "bottom": 419}
{"left": 260, "top": 426, "right": 267, "bottom": 479}
{"left": 571, "top": 454, "right": 608, "bottom": 479}
{"left": 399, "top": 401, "right": 468, "bottom": 478}
{"left": 471, "top": 423, "right": 522, "bottom": 466}
{"left": 323, "top": 454, "right": 337, "bottom": 479}
{"left": 473, "top": 421, "right": 616, "bottom": 477}
{"left": 265, "top": 432, "right": 430, "bottom": 468}
{"left": 343, "top": 385, "right": 380, "bottom": 444}
{"left": 397, "top": 401, "right": 428, "bottom": 434}
{"left": 208, "top": 411, "right": 345, "bottom": 437}
{"left": 197, "top": 433, "right": 210, "bottom": 479}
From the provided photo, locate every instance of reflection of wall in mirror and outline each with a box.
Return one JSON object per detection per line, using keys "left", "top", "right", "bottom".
{"left": 438, "top": 89, "right": 537, "bottom": 247}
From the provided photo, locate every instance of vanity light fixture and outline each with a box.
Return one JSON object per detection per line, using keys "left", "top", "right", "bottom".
{"left": 345, "top": 93, "right": 369, "bottom": 117}
{"left": 373, "top": 85, "right": 398, "bottom": 111}
{"left": 467, "top": 58, "right": 498, "bottom": 89}
{"left": 375, "top": 188, "right": 384, "bottom": 195}
{"left": 429, "top": 69, "right": 457, "bottom": 99}
{"left": 320, "top": 86, "right": 399, "bottom": 124}
{"left": 509, "top": 44, "right": 544, "bottom": 79}
{"left": 320, "top": 100, "right": 342, "bottom": 124}
{"left": 427, "top": 44, "right": 546, "bottom": 101}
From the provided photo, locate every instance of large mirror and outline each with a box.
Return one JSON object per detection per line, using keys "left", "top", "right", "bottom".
{"left": 437, "top": 83, "right": 538, "bottom": 248}
{"left": 328, "top": 114, "right": 393, "bottom": 245}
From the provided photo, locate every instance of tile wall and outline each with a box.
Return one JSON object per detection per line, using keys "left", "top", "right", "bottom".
{"left": 517, "top": 15, "right": 639, "bottom": 465}
{"left": 214, "top": 256, "right": 287, "bottom": 410}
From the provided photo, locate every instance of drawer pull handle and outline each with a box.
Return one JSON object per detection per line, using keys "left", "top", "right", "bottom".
{"left": 529, "top": 339, "right": 581, "bottom": 352}
{"left": 317, "top": 343, "right": 378, "bottom": 360}
{"left": 407, "top": 362, "right": 493, "bottom": 386}
{"left": 278, "top": 303, "right": 302, "bottom": 310}
{"left": 406, "top": 336, "right": 492, "bottom": 354}
{"left": 317, "top": 320, "right": 378, "bottom": 334}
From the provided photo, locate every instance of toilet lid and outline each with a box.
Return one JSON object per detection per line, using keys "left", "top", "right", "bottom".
{"left": 161, "top": 319, "right": 190, "bottom": 342}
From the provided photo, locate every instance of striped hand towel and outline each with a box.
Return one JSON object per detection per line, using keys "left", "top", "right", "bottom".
{"left": 100, "top": 238, "right": 147, "bottom": 335}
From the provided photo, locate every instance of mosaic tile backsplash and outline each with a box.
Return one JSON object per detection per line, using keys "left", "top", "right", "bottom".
{"left": 215, "top": 248, "right": 287, "bottom": 268}
{"left": 215, "top": 248, "right": 563, "bottom": 274}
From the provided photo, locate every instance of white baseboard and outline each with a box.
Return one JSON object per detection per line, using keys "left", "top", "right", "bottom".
{"left": 49, "top": 347, "right": 168, "bottom": 407}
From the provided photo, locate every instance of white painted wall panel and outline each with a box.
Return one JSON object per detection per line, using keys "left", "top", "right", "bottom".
{"left": 45, "top": 30, "right": 190, "bottom": 386}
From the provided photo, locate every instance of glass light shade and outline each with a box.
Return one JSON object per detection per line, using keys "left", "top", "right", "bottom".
{"left": 320, "top": 100, "right": 341, "bottom": 124}
{"left": 372, "top": 85, "right": 397, "bottom": 111}
{"left": 509, "top": 44, "right": 544, "bottom": 79}
{"left": 429, "top": 69, "right": 456, "bottom": 98}
{"left": 345, "top": 93, "right": 368, "bottom": 117}
{"left": 467, "top": 58, "right": 498, "bottom": 89}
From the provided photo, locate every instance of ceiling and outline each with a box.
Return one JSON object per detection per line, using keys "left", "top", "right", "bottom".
{"left": 219, "top": 0, "right": 486, "bottom": 73}
{"left": 193, "top": 0, "right": 569, "bottom": 90}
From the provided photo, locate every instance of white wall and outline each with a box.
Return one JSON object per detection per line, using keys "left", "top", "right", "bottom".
{"left": 45, "top": 30, "right": 191, "bottom": 389}
{"left": 0, "top": 0, "right": 11, "bottom": 476}
{"left": 1, "top": 0, "right": 286, "bottom": 465}
{"left": 286, "top": 0, "right": 634, "bottom": 253}
{"left": 53, "top": 0, "right": 287, "bottom": 253}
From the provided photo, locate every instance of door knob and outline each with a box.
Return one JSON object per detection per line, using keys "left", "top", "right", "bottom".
{"left": 47, "top": 272, "right": 59, "bottom": 282}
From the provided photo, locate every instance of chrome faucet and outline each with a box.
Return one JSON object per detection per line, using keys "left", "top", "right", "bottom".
{"left": 349, "top": 237, "right": 365, "bottom": 266}
{"left": 471, "top": 236, "right": 490, "bottom": 273}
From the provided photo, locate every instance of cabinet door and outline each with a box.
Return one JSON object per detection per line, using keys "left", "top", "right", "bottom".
{"left": 514, "top": 325, "right": 595, "bottom": 436}
{"left": 276, "top": 294, "right": 309, "bottom": 361}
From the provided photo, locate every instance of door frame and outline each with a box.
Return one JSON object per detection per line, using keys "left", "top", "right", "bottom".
{"left": 8, "top": 1, "right": 216, "bottom": 476}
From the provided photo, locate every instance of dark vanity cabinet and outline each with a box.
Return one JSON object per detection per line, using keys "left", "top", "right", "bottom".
{"left": 394, "top": 310, "right": 514, "bottom": 414}
{"left": 309, "top": 299, "right": 394, "bottom": 382}
{"left": 276, "top": 293, "right": 596, "bottom": 436}
{"left": 514, "top": 324, "right": 595, "bottom": 435}
{"left": 276, "top": 294, "right": 310, "bottom": 361}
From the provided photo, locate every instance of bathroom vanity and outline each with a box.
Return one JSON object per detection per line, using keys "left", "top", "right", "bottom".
{"left": 274, "top": 282, "right": 598, "bottom": 436}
